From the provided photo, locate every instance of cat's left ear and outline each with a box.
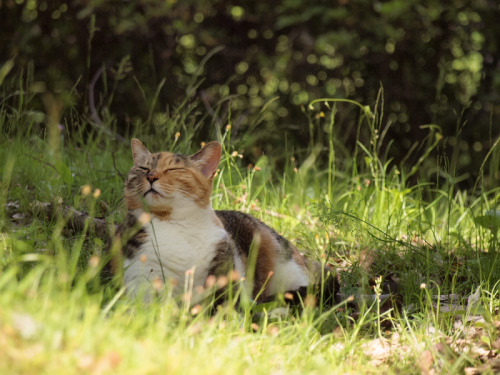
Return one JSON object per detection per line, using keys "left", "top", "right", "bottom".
{"left": 191, "top": 142, "right": 222, "bottom": 179}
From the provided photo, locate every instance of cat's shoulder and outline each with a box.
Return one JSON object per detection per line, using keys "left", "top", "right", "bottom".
{"left": 215, "top": 210, "right": 263, "bottom": 228}
{"left": 215, "top": 210, "right": 287, "bottom": 240}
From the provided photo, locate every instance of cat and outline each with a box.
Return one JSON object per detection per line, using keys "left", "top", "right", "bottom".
{"left": 109, "top": 139, "right": 338, "bottom": 307}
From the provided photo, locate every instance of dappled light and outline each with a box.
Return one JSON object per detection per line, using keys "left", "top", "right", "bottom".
{"left": 1, "top": 1, "right": 500, "bottom": 374}
{"left": 1, "top": 0, "right": 499, "bottom": 189}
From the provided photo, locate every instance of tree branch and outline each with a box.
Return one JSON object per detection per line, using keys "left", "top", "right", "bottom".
{"left": 28, "top": 201, "right": 113, "bottom": 239}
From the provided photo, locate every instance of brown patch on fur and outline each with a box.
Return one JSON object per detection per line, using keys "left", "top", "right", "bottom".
{"left": 207, "top": 238, "right": 234, "bottom": 277}
{"left": 251, "top": 229, "right": 277, "bottom": 300}
{"left": 290, "top": 246, "right": 308, "bottom": 268}
{"left": 214, "top": 210, "right": 278, "bottom": 300}
{"left": 151, "top": 207, "right": 172, "bottom": 221}
{"left": 124, "top": 197, "right": 143, "bottom": 211}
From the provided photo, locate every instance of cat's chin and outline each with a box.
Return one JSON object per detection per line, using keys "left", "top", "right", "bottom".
{"left": 144, "top": 193, "right": 167, "bottom": 206}
{"left": 144, "top": 189, "right": 162, "bottom": 197}
{"left": 139, "top": 192, "right": 164, "bottom": 208}
{"left": 143, "top": 191, "right": 183, "bottom": 208}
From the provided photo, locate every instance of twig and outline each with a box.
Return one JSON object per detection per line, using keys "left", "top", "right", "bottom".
{"left": 200, "top": 89, "right": 222, "bottom": 126}
{"left": 330, "top": 210, "right": 426, "bottom": 257}
{"left": 87, "top": 66, "right": 127, "bottom": 144}
{"left": 30, "top": 200, "right": 113, "bottom": 239}
{"left": 111, "top": 150, "right": 126, "bottom": 180}
{"left": 89, "top": 65, "right": 105, "bottom": 125}
{"left": 23, "top": 153, "right": 59, "bottom": 174}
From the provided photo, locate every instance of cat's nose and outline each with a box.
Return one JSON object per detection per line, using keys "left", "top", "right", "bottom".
{"left": 146, "top": 172, "right": 158, "bottom": 183}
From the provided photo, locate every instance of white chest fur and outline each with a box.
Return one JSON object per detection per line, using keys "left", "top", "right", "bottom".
{"left": 123, "top": 211, "right": 228, "bottom": 301}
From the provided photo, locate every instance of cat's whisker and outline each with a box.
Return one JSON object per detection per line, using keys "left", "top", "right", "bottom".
{"left": 173, "top": 188, "right": 199, "bottom": 200}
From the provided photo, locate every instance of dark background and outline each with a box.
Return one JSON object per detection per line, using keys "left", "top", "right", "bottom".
{"left": 1, "top": 0, "right": 499, "bottom": 189}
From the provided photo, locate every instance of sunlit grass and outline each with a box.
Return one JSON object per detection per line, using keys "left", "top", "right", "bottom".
{"left": 0, "top": 90, "right": 499, "bottom": 374}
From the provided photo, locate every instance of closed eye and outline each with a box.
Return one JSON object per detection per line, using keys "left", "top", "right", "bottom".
{"left": 164, "top": 168, "right": 184, "bottom": 173}
{"left": 138, "top": 166, "right": 150, "bottom": 172}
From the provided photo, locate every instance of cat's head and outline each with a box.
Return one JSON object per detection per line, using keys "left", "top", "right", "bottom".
{"left": 124, "top": 139, "right": 222, "bottom": 215}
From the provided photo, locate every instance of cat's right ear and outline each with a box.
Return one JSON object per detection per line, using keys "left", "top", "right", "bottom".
{"left": 191, "top": 141, "right": 222, "bottom": 179}
{"left": 131, "top": 138, "right": 151, "bottom": 166}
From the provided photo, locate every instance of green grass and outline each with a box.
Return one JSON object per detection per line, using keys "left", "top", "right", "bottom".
{"left": 1, "top": 85, "right": 499, "bottom": 374}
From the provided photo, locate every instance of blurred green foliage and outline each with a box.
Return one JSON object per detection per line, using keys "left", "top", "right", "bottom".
{"left": 1, "top": 0, "right": 499, "bottom": 188}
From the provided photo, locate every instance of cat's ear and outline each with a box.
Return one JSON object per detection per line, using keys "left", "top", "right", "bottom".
{"left": 191, "top": 142, "right": 222, "bottom": 179}
{"left": 131, "top": 138, "right": 151, "bottom": 166}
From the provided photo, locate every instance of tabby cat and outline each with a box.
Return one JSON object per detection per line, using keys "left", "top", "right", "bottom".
{"left": 111, "top": 139, "right": 338, "bottom": 306}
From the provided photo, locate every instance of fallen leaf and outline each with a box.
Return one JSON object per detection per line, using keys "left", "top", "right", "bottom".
{"left": 417, "top": 350, "right": 434, "bottom": 375}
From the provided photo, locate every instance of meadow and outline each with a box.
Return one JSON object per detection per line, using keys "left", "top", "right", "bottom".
{"left": 1, "top": 81, "right": 499, "bottom": 374}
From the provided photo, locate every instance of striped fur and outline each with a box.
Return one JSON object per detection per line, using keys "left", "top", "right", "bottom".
{"left": 115, "top": 139, "right": 338, "bottom": 305}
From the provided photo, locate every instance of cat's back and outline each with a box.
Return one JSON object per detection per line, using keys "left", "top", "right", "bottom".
{"left": 215, "top": 210, "right": 311, "bottom": 298}
{"left": 215, "top": 210, "right": 296, "bottom": 257}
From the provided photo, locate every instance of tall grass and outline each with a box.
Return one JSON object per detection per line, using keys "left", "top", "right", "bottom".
{"left": 0, "top": 68, "right": 499, "bottom": 374}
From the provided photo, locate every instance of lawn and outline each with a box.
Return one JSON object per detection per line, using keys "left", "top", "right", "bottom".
{"left": 1, "top": 91, "right": 499, "bottom": 374}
